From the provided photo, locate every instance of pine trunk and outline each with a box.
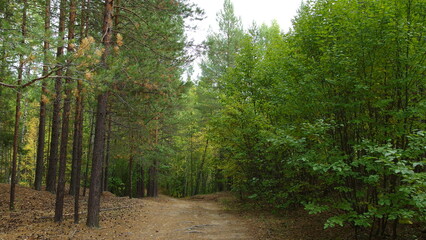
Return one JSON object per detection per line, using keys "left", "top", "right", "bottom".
{"left": 83, "top": 110, "right": 95, "bottom": 197}
{"left": 86, "top": 0, "right": 113, "bottom": 227}
{"left": 136, "top": 163, "right": 145, "bottom": 198}
{"left": 71, "top": 0, "right": 88, "bottom": 218}
{"left": 34, "top": 0, "right": 51, "bottom": 191}
{"left": 128, "top": 154, "right": 133, "bottom": 198}
{"left": 71, "top": 82, "right": 83, "bottom": 223}
{"left": 10, "top": 0, "right": 27, "bottom": 211}
{"left": 54, "top": 0, "right": 76, "bottom": 222}
{"left": 103, "top": 112, "right": 112, "bottom": 191}
{"left": 86, "top": 92, "right": 108, "bottom": 227}
{"left": 194, "top": 139, "right": 209, "bottom": 196}
{"left": 46, "top": 0, "right": 67, "bottom": 194}
{"left": 147, "top": 163, "right": 158, "bottom": 197}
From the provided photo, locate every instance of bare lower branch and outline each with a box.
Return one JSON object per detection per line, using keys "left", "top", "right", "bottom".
{"left": 0, "top": 66, "right": 65, "bottom": 89}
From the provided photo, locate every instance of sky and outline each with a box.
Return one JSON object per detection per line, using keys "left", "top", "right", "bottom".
{"left": 186, "top": 0, "right": 304, "bottom": 79}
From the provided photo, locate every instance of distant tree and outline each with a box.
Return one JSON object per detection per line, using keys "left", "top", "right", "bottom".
{"left": 199, "top": 0, "right": 243, "bottom": 88}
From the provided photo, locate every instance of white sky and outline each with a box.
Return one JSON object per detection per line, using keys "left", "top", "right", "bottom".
{"left": 186, "top": 0, "right": 304, "bottom": 80}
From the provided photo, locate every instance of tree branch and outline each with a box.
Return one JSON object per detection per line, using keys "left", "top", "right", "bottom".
{"left": 0, "top": 66, "right": 65, "bottom": 89}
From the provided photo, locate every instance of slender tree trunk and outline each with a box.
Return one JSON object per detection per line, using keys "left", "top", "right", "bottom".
{"left": 83, "top": 110, "right": 95, "bottom": 197}
{"left": 147, "top": 165, "right": 155, "bottom": 197}
{"left": 46, "top": 0, "right": 67, "bottom": 194}
{"left": 153, "top": 160, "right": 158, "bottom": 197}
{"left": 55, "top": 0, "right": 76, "bottom": 222}
{"left": 69, "top": 92, "right": 82, "bottom": 196}
{"left": 87, "top": 93, "right": 109, "bottom": 227}
{"left": 101, "top": 107, "right": 110, "bottom": 192}
{"left": 71, "top": 1, "right": 88, "bottom": 222}
{"left": 69, "top": 93, "right": 83, "bottom": 196}
{"left": 86, "top": 0, "right": 113, "bottom": 228}
{"left": 34, "top": 0, "right": 51, "bottom": 191}
{"left": 10, "top": 0, "right": 27, "bottom": 211}
{"left": 69, "top": 0, "right": 87, "bottom": 195}
{"left": 147, "top": 162, "right": 158, "bottom": 197}
{"left": 128, "top": 153, "right": 133, "bottom": 198}
{"left": 136, "top": 163, "right": 144, "bottom": 198}
{"left": 103, "top": 111, "right": 112, "bottom": 191}
{"left": 71, "top": 81, "right": 84, "bottom": 223}
{"left": 194, "top": 139, "right": 209, "bottom": 195}
{"left": 189, "top": 134, "right": 193, "bottom": 196}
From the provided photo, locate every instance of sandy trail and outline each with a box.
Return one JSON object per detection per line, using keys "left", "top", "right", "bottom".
{"left": 127, "top": 196, "right": 253, "bottom": 240}
{"left": 0, "top": 184, "right": 255, "bottom": 240}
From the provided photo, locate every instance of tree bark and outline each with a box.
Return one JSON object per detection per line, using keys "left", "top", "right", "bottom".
{"left": 55, "top": 0, "right": 76, "bottom": 222}
{"left": 34, "top": 0, "right": 51, "bottom": 191}
{"left": 128, "top": 153, "right": 133, "bottom": 198}
{"left": 71, "top": 83, "right": 83, "bottom": 223}
{"left": 87, "top": 0, "right": 114, "bottom": 227}
{"left": 136, "top": 163, "right": 145, "bottom": 198}
{"left": 103, "top": 111, "right": 112, "bottom": 191}
{"left": 87, "top": 93, "right": 109, "bottom": 227}
{"left": 69, "top": 0, "right": 87, "bottom": 195}
{"left": 194, "top": 139, "right": 209, "bottom": 195}
{"left": 46, "top": 0, "right": 67, "bottom": 194}
{"left": 10, "top": 0, "right": 27, "bottom": 211}
{"left": 69, "top": 88, "right": 83, "bottom": 196}
{"left": 147, "top": 162, "right": 158, "bottom": 197}
{"left": 147, "top": 166, "right": 154, "bottom": 197}
{"left": 70, "top": 1, "right": 89, "bottom": 222}
{"left": 83, "top": 110, "right": 95, "bottom": 197}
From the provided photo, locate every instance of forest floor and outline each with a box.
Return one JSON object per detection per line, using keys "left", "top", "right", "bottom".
{"left": 0, "top": 183, "right": 351, "bottom": 239}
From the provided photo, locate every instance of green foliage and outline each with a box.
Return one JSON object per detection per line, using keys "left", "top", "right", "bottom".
{"left": 193, "top": 0, "right": 426, "bottom": 237}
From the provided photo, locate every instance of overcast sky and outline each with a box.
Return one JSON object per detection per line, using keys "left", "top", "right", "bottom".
{"left": 186, "top": 0, "right": 304, "bottom": 79}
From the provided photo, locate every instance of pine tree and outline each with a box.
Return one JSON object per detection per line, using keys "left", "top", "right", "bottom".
{"left": 34, "top": 0, "right": 51, "bottom": 191}
{"left": 10, "top": 0, "right": 27, "bottom": 211}
{"left": 86, "top": 0, "right": 113, "bottom": 228}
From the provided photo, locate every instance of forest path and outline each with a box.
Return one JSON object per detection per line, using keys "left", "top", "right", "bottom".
{"left": 0, "top": 184, "right": 258, "bottom": 239}
{"left": 0, "top": 184, "right": 350, "bottom": 239}
{"left": 128, "top": 195, "right": 254, "bottom": 240}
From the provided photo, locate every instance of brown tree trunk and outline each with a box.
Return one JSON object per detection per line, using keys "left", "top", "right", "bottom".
{"left": 70, "top": 1, "right": 87, "bottom": 224}
{"left": 103, "top": 111, "right": 112, "bottom": 191}
{"left": 194, "top": 139, "right": 209, "bottom": 196}
{"left": 87, "top": 0, "right": 113, "bottom": 227}
{"left": 71, "top": 81, "right": 83, "bottom": 223}
{"left": 128, "top": 154, "right": 133, "bottom": 198}
{"left": 69, "top": 90, "right": 82, "bottom": 196}
{"left": 147, "top": 166, "right": 154, "bottom": 197}
{"left": 83, "top": 110, "right": 95, "bottom": 197}
{"left": 87, "top": 92, "right": 109, "bottom": 227}
{"left": 34, "top": 0, "right": 51, "bottom": 191}
{"left": 46, "top": 0, "right": 67, "bottom": 194}
{"left": 10, "top": 0, "right": 27, "bottom": 211}
{"left": 136, "top": 163, "right": 145, "bottom": 198}
{"left": 147, "top": 162, "right": 158, "bottom": 197}
{"left": 69, "top": 0, "right": 88, "bottom": 196}
{"left": 70, "top": 1, "right": 90, "bottom": 221}
{"left": 55, "top": 0, "right": 76, "bottom": 222}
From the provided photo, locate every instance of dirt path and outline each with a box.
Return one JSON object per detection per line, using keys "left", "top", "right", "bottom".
{"left": 129, "top": 196, "right": 253, "bottom": 240}
{"left": 1, "top": 184, "right": 357, "bottom": 239}
{"left": 0, "top": 184, "right": 256, "bottom": 239}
